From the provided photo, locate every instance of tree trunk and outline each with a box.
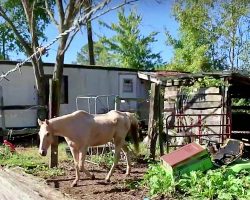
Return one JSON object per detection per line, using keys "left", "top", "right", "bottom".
{"left": 85, "top": 0, "right": 95, "bottom": 65}
{"left": 87, "top": 20, "right": 95, "bottom": 65}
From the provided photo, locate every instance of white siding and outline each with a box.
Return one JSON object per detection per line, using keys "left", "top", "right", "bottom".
{"left": 0, "top": 62, "right": 148, "bottom": 128}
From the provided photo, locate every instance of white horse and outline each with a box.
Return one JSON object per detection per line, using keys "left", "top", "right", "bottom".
{"left": 38, "top": 110, "right": 139, "bottom": 187}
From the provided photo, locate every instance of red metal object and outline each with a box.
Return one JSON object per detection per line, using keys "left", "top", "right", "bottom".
{"left": 166, "top": 113, "right": 231, "bottom": 152}
{"left": 161, "top": 142, "right": 205, "bottom": 167}
{"left": 3, "top": 140, "right": 15, "bottom": 152}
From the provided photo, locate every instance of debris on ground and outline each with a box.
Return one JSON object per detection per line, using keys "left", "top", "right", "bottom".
{"left": 0, "top": 167, "right": 71, "bottom": 200}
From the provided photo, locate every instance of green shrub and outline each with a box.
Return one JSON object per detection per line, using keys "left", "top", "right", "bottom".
{"left": 177, "top": 168, "right": 250, "bottom": 200}
{"left": 141, "top": 163, "right": 175, "bottom": 197}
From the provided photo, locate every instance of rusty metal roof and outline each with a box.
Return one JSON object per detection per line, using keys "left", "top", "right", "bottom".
{"left": 138, "top": 70, "right": 250, "bottom": 86}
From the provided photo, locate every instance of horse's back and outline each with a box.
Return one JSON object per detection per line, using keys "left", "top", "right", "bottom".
{"left": 106, "top": 110, "right": 131, "bottom": 131}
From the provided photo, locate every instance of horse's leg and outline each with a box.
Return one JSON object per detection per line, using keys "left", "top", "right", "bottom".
{"left": 122, "top": 144, "right": 131, "bottom": 176}
{"left": 79, "top": 146, "right": 95, "bottom": 180}
{"left": 70, "top": 147, "right": 80, "bottom": 187}
{"left": 105, "top": 141, "right": 122, "bottom": 182}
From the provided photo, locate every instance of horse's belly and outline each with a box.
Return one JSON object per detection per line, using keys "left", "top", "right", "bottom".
{"left": 89, "top": 133, "right": 113, "bottom": 147}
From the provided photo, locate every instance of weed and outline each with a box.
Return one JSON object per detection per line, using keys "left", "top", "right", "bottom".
{"left": 89, "top": 152, "right": 114, "bottom": 167}
{"left": 0, "top": 145, "right": 13, "bottom": 159}
{"left": 141, "top": 163, "right": 250, "bottom": 199}
{"left": 177, "top": 168, "right": 250, "bottom": 200}
{"left": 0, "top": 143, "right": 68, "bottom": 178}
{"left": 141, "top": 163, "right": 175, "bottom": 198}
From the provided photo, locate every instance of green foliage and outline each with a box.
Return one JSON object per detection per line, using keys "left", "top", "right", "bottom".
{"left": 0, "top": 144, "right": 13, "bottom": 159}
{"left": 99, "top": 8, "right": 162, "bottom": 70}
{"left": 76, "top": 41, "right": 118, "bottom": 66}
{"left": 232, "top": 98, "right": 250, "bottom": 107}
{"left": 166, "top": 0, "right": 250, "bottom": 72}
{"left": 141, "top": 164, "right": 250, "bottom": 199}
{"left": 218, "top": 0, "right": 250, "bottom": 70}
{"left": 141, "top": 163, "right": 175, "bottom": 197}
{"left": 0, "top": 143, "right": 67, "bottom": 178}
{"left": 180, "top": 76, "right": 226, "bottom": 95}
{"left": 25, "top": 165, "right": 65, "bottom": 179}
{"left": 0, "top": 22, "right": 16, "bottom": 60}
{"left": 89, "top": 152, "right": 114, "bottom": 168}
{"left": 0, "top": 0, "right": 53, "bottom": 56}
{"left": 177, "top": 168, "right": 250, "bottom": 199}
{"left": 166, "top": 0, "right": 215, "bottom": 72}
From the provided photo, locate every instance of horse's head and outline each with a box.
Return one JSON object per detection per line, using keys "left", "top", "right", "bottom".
{"left": 38, "top": 119, "right": 53, "bottom": 156}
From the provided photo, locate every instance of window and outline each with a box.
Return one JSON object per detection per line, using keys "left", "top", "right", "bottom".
{"left": 44, "top": 75, "right": 68, "bottom": 104}
{"left": 123, "top": 79, "right": 133, "bottom": 93}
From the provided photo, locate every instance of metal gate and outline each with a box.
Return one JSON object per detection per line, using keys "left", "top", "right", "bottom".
{"left": 75, "top": 94, "right": 122, "bottom": 163}
{"left": 166, "top": 113, "right": 231, "bottom": 152}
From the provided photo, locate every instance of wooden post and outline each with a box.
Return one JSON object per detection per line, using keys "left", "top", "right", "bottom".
{"left": 0, "top": 87, "right": 6, "bottom": 142}
{"left": 49, "top": 79, "right": 60, "bottom": 168}
{"left": 158, "top": 85, "right": 164, "bottom": 156}
{"left": 147, "top": 83, "right": 160, "bottom": 160}
{"left": 115, "top": 96, "right": 120, "bottom": 111}
{"left": 0, "top": 87, "right": 5, "bottom": 130}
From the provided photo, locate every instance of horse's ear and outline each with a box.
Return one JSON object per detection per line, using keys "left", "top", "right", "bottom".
{"left": 38, "top": 119, "right": 43, "bottom": 126}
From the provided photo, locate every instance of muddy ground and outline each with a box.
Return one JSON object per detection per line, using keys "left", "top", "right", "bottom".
{"left": 45, "top": 160, "right": 150, "bottom": 200}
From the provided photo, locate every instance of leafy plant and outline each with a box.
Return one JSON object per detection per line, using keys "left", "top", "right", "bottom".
{"left": 25, "top": 165, "right": 65, "bottom": 179}
{"left": 180, "top": 76, "right": 226, "bottom": 96}
{"left": 141, "top": 163, "right": 175, "bottom": 197}
{"left": 141, "top": 163, "right": 250, "bottom": 199}
{"left": 89, "top": 152, "right": 114, "bottom": 168}
{"left": 0, "top": 144, "right": 13, "bottom": 159}
{"left": 0, "top": 144, "right": 68, "bottom": 178}
{"left": 177, "top": 168, "right": 250, "bottom": 199}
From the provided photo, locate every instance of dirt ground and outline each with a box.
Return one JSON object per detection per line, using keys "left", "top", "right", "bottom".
{"left": 45, "top": 160, "right": 149, "bottom": 200}
{"left": 0, "top": 166, "right": 70, "bottom": 200}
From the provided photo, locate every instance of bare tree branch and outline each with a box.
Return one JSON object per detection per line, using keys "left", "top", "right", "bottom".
{"left": 63, "top": 0, "right": 139, "bottom": 54}
{"left": 45, "top": 0, "right": 59, "bottom": 28}
{"left": 56, "top": 0, "right": 65, "bottom": 30}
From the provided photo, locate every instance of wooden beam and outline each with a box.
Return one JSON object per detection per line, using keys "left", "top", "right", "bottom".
{"left": 158, "top": 85, "right": 164, "bottom": 156}
{"left": 147, "top": 83, "right": 160, "bottom": 160}
{"left": 49, "top": 79, "right": 59, "bottom": 168}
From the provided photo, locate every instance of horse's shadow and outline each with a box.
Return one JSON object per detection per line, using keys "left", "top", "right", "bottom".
{"left": 92, "top": 187, "right": 130, "bottom": 194}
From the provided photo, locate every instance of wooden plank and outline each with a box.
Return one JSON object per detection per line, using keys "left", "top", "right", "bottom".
{"left": 183, "top": 101, "right": 222, "bottom": 109}
{"left": 0, "top": 105, "right": 38, "bottom": 110}
{"left": 147, "top": 83, "right": 160, "bottom": 160}
{"left": 49, "top": 79, "right": 59, "bottom": 168}
{"left": 158, "top": 85, "right": 164, "bottom": 156}
{"left": 0, "top": 95, "right": 5, "bottom": 130}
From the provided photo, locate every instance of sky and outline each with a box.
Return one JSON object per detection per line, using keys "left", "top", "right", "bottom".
{"left": 12, "top": 0, "right": 179, "bottom": 65}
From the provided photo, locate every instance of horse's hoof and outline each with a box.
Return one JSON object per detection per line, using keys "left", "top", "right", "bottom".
{"left": 91, "top": 174, "right": 95, "bottom": 180}
{"left": 71, "top": 182, "right": 77, "bottom": 187}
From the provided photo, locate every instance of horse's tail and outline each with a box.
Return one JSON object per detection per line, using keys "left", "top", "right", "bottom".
{"left": 127, "top": 112, "right": 140, "bottom": 153}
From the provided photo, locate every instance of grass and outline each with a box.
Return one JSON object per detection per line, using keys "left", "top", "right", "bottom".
{"left": 0, "top": 142, "right": 70, "bottom": 178}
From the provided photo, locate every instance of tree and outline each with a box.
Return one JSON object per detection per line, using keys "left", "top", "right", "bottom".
{"left": 0, "top": 0, "right": 51, "bottom": 119}
{"left": 218, "top": 0, "right": 250, "bottom": 70}
{"left": 83, "top": 0, "right": 95, "bottom": 65}
{"left": 77, "top": 41, "right": 118, "bottom": 66}
{"left": 0, "top": 22, "right": 16, "bottom": 60}
{"left": 99, "top": 8, "right": 162, "bottom": 70}
{"left": 166, "top": 0, "right": 250, "bottom": 72}
{"left": 166, "top": 0, "right": 217, "bottom": 73}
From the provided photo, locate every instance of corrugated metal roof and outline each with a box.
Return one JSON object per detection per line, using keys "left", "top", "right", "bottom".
{"left": 138, "top": 70, "right": 250, "bottom": 86}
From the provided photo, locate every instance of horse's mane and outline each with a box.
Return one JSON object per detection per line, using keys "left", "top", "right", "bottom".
{"left": 126, "top": 112, "right": 140, "bottom": 153}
